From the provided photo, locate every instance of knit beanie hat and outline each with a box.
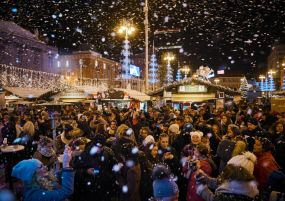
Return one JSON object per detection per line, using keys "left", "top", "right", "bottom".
{"left": 153, "top": 178, "right": 179, "bottom": 199}
{"left": 190, "top": 131, "right": 203, "bottom": 140}
{"left": 143, "top": 135, "right": 155, "bottom": 147}
{"left": 227, "top": 152, "right": 257, "bottom": 175}
{"left": 12, "top": 159, "right": 42, "bottom": 182}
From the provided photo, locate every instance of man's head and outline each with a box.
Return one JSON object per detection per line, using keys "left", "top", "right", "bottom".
{"left": 247, "top": 118, "right": 259, "bottom": 131}
{"left": 159, "top": 134, "right": 169, "bottom": 149}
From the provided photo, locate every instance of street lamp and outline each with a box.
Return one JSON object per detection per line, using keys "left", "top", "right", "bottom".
{"left": 144, "top": 0, "right": 149, "bottom": 92}
{"left": 79, "top": 59, "right": 83, "bottom": 86}
{"left": 164, "top": 52, "right": 175, "bottom": 84}
{"left": 117, "top": 19, "right": 135, "bottom": 80}
{"left": 181, "top": 65, "right": 190, "bottom": 79}
{"left": 214, "top": 78, "right": 220, "bottom": 85}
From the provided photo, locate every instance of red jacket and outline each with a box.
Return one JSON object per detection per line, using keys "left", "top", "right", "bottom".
{"left": 254, "top": 151, "right": 279, "bottom": 190}
{"left": 186, "top": 159, "right": 212, "bottom": 201}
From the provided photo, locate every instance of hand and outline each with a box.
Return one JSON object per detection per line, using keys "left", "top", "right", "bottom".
{"left": 62, "top": 145, "right": 72, "bottom": 168}
{"left": 163, "top": 152, "right": 174, "bottom": 160}
{"left": 87, "top": 168, "right": 95, "bottom": 175}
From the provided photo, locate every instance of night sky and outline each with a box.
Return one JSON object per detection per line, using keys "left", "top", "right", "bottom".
{"left": 0, "top": 0, "right": 284, "bottom": 77}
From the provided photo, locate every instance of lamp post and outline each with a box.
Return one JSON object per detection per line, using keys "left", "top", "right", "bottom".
{"left": 117, "top": 19, "right": 135, "bottom": 80}
{"left": 79, "top": 59, "right": 83, "bottom": 86}
{"left": 164, "top": 52, "right": 175, "bottom": 84}
{"left": 214, "top": 78, "right": 220, "bottom": 85}
{"left": 181, "top": 65, "right": 190, "bottom": 79}
{"left": 144, "top": 0, "right": 149, "bottom": 92}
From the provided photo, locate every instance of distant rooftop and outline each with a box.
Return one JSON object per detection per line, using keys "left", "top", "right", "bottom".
{"left": 0, "top": 20, "right": 40, "bottom": 42}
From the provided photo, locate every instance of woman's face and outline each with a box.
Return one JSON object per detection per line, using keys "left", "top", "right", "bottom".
{"left": 253, "top": 139, "right": 262, "bottom": 154}
{"left": 193, "top": 148, "right": 201, "bottom": 159}
{"left": 192, "top": 135, "right": 201, "bottom": 145}
{"left": 221, "top": 116, "right": 228, "bottom": 124}
{"left": 151, "top": 145, "right": 158, "bottom": 158}
{"left": 212, "top": 125, "right": 219, "bottom": 134}
{"left": 36, "top": 164, "right": 48, "bottom": 177}
{"left": 276, "top": 123, "right": 284, "bottom": 133}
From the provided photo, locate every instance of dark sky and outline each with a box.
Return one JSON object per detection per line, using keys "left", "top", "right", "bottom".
{"left": 0, "top": 0, "right": 284, "bottom": 77}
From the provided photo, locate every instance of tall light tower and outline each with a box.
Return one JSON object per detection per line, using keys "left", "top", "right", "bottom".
{"left": 117, "top": 19, "right": 135, "bottom": 79}
{"left": 144, "top": 0, "right": 149, "bottom": 92}
{"left": 259, "top": 75, "right": 265, "bottom": 92}
{"left": 164, "top": 52, "right": 175, "bottom": 84}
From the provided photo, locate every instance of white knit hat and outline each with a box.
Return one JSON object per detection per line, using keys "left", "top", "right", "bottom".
{"left": 227, "top": 151, "right": 257, "bottom": 175}
{"left": 190, "top": 131, "right": 203, "bottom": 140}
{"left": 143, "top": 135, "right": 155, "bottom": 147}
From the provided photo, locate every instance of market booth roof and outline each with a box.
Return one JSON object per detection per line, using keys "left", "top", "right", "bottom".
{"left": 3, "top": 87, "right": 51, "bottom": 98}
{"left": 114, "top": 88, "right": 150, "bottom": 102}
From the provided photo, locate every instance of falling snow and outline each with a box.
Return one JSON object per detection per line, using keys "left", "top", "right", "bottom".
{"left": 0, "top": 0, "right": 284, "bottom": 75}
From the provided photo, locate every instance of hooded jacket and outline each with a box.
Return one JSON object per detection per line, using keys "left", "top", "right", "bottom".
{"left": 199, "top": 180, "right": 259, "bottom": 201}
{"left": 23, "top": 169, "right": 74, "bottom": 201}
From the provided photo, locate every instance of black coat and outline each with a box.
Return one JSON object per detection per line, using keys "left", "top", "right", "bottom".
{"left": 73, "top": 146, "right": 118, "bottom": 201}
{"left": 213, "top": 193, "right": 259, "bottom": 201}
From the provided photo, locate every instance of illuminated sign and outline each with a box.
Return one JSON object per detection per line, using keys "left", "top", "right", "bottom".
{"left": 179, "top": 85, "right": 208, "bottom": 93}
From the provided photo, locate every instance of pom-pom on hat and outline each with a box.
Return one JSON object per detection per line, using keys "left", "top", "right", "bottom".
{"left": 227, "top": 151, "right": 257, "bottom": 175}
{"left": 12, "top": 159, "right": 42, "bottom": 182}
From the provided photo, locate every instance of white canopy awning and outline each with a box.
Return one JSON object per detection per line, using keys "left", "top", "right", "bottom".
{"left": 114, "top": 88, "right": 150, "bottom": 102}
{"left": 4, "top": 87, "right": 50, "bottom": 98}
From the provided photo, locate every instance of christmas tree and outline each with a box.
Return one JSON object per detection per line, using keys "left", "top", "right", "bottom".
{"left": 268, "top": 75, "right": 275, "bottom": 91}
{"left": 176, "top": 69, "right": 182, "bottom": 81}
{"left": 239, "top": 77, "right": 249, "bottom": 98}
{"left": 121, "top": 39, "right": 131, "bottom": 79}
{"left": 149, "top": 53, "right": 158, "bottom": 84}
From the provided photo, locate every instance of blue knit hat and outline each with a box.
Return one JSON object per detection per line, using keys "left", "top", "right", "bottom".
{"left": 153, "top": 178, "right": 179, "bottom": 199}
{"left": 12, "top": 159, "right": 42, "bottom": 182}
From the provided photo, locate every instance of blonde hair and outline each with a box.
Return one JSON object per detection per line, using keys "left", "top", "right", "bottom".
{"left": 32, "top": 171, "right": 57, "bottom": 191}
{"left": 23, "top": 121, "right": 35, "bottom": 136}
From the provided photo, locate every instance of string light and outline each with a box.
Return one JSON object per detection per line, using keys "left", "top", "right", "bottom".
{"left": 0, "top": 64, "right": 68, "bottom": 92}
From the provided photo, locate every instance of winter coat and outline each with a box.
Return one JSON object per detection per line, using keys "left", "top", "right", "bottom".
{"left": 73, "top": 146, "right": 118, "bottom": 201}
{"left": 119, "top": 164, "right": 141, "bottom": 201}
{"left": 186, "top": 159, "right": 212, "bottom": 201}
{"left": 199, "top": 180, "right": 259, "bottom": 201}
{"left": 254, "top": 151, "right": 280, "bottom": 191}
{"left": 216, "top": 139, "right": 235, "bottom": 173}
{"left": 23, "top": 169, "right": 74, "bottom": 201}
{"left": 273, "top": 135, "right": 285, "bottom": 171}
{"left": 1, "top": 122, "right": 17, "bottom": 144}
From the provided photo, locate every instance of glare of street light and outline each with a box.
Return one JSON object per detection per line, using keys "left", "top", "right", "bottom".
{"left": 164, "top": 52, "right": 175, "bottom": 61}
{"left": 117, "top": 19, "right": 135, "bottom": 37}
{"left": 181, "top": 65, "right": 190, "bottom": 74}
{"left": 214, "top": 78, "right": 220, "bottom": 85}
{"left": 259, "top": 75, "right": 265, "bottom": 80}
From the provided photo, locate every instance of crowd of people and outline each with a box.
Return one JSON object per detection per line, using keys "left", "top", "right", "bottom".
{"left": 0, "top": 100, "right": 285, "bottom": 201}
